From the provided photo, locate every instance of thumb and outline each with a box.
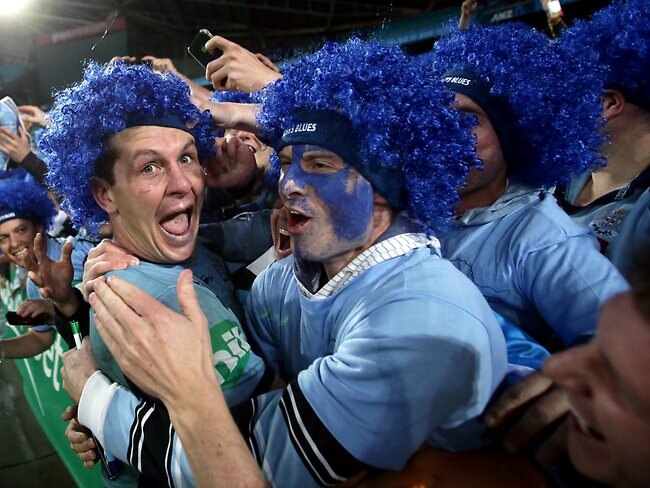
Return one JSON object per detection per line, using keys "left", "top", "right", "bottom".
{"left": 61, "top": 239, "right": 74, "bottom": 264}
{"left": 177, "top": 269, "right": 204, "bottom": 325}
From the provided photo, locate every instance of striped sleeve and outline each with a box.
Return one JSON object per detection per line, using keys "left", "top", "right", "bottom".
{"left": 231, "top": 380, "right": 369, "bottom": 486}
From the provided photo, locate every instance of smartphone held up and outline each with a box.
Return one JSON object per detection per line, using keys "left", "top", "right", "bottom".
{"left": 187, "top": 29, "right": 222, "bottom": 69}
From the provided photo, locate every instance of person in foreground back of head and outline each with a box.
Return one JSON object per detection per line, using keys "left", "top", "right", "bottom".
{"left": 543, "top": 246, "right": 650, "bottom": 488}
{"left": 554, "top": 0, "right": 650, "bottom": 280}
{"left": 40, "top": 61, "right": 265, "bottom": 487}
{"left": 83, "top": 39, "right": 510, "bottom": 487}
{"left": 428, "top": 22, "right": 630, "bottom": 468}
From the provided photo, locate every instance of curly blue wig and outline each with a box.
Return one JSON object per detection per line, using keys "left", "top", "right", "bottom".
{"left": 40, "top": 61, "right": 215, "bottom": 234}
{"left": 257, "top": 38, "right": 480, "bottom": 233}
{"left": 209, "top": 89, "right": 259, "bottom": 105}
{"left": 560, "top": 0, "right": 649, "bottom": 110}
{"left": 429, "top": 22, "right": 606, "bottom": 187}
{"left": 0, "top": 169, "right": 56, "bottom": 229}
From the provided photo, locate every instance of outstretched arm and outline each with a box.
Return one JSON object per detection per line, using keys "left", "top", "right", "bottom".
{"left": 458, "top": 0, "right": 478, "bottom": 30}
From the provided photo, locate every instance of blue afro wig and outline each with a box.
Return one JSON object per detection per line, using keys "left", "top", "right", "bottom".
{"left": 429, "top": 22, "right": 606, "bottom": 188}
{"left": 209, "top": 89, "right": 259, "bottom": 105}
{"left": 257, "top": 38, "right": 480, "bottom": 233}
{"left": 0, "top": 169, "right": 56, "bottom": 229}
{"left": 560, "top": 0, "right": 649, "bottom": 110}
{"left": 40, "top": 61, "right": 215, "bottom": 234}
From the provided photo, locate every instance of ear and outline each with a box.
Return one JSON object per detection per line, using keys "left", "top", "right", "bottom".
{"left": 91, "top": 177, "right": 118, "bottom": 214}
{"left": 602, "top": 89, "right": 625, "bottom": 121}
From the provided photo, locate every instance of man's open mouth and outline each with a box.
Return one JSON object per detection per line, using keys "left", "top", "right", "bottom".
{"left": 160, "top": 207, "right": 193, "bottom": 236}
{"left": 287, "top": 210, "right": 310, "bottom": 232}
{"left": 277, "top": 227, "right": 291, "bottom": 253}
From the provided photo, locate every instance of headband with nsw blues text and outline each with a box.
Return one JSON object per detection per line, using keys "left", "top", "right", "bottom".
{"left": 276, "top": 109, "right": 407, "bottom": 209}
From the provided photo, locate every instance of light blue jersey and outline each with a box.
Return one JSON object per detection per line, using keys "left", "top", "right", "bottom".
{"left": 235, "top": 227, "right": 507, "bottom": 486}
{"left": 441, "top": 182, "right": 629, "bottom": 347}
{"left": 78, "top": 219, "right": 549, "bottom": 487}
{"left": 81, "top": 249, "right": 266, "bottom": 488}
{"left": 557, "top": 168, "right": 650, "bottom": 280}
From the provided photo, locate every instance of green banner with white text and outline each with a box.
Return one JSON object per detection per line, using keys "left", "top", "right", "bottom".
{"left": 6, "top": 324, "right": 102, "bottom": 487}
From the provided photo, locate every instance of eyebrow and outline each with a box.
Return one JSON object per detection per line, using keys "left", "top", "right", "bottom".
{"left": 131, "top": 139, "right": 197, "bottom": 160}
{"left": 302, "top": 150, "right": 337, "bottom": 158}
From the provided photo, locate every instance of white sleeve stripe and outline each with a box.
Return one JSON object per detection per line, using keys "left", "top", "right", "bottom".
{"left": 285, "top": 385, "right": 346, "bottom": 483}
{"left": 137, "top": 405, "right": 156, "bottom": 473}
{"left": 164, "top": 422, "right": 174, "bottom": 488}
{"left": 173, "top": 432, "right": 185, "bottom": 488}
{"left": 279, "top": 394, "right": 331, "bottom": 486}
{"left": 128, "top": 401, "right": 149, "bottom": 465}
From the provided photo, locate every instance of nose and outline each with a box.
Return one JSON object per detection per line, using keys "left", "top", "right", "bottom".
{"left": 8, "top": 233, "right": 20, "bottom": 250}
{"left": 543, "top": 342, "right": 597, "bottom": 397}
{"left": 279, "top": 161, "right": 306, "bottom": 200}
{"left": 167, "top": 162, "right": 193, "bottom": 195}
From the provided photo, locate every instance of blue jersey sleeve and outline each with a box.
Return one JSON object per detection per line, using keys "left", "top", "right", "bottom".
{"left": 520, "top": 233, "right": 628, "bottom": 345}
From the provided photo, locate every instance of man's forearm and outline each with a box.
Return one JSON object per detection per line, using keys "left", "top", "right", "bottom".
{"left": 167, "top": 377, "right": 269, "bottom": 488}
{"left": 2, "top": 329, "right": 55, "bottom": 358}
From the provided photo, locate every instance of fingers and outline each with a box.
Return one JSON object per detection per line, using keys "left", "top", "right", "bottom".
{"left": 89, "top": 281, "right": 135, "bottom": 356}
{"left": 16, "top": 299, "right": 50, "bottom": 317}
{"left": 33, "top": 232, "right": 47, "bottom": 265}
{"left": 0, "top": 127, "right": 16, "bottom": 139}
{"left": 533, "top": 418, "right": 568, "bottom": 464}
{"left": 177, "top": 269, "right": 205, "bottom": 325}
{"left": 83, "top": 242, "right": 138, "bottom": 299}
{"left": 87, "top": 239, "right": 133, "bottom": 260}
{"left": 500, "top": 385, "right": 570, "bottom": 453}
{"left": 18, "top": 105, "right": 38, "bottom": 116}
{"left": 109, "top": 55, "right": 137, "bottom": 65}
{"left": 205, "top": 35, "right": 236, "bottom": 54}
{"left": 208, "top": 65, "right": 230, "bottom": 91}
{"left": 485, "top": 372, "right": 554, "bottom": 428}
{"left": 255, "top": 53, "right": 280, "bottom": 72}
{"left": 60, "top": 240, "right": 74, "bottom": 264}
{"left": 65, "top": 418, "right": 98, "bottom": 465}
{"left": 61, "top": 404, "right": 78, "bottom": 421}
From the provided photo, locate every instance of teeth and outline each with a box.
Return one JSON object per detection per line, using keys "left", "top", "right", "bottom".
{"left": 279, "top": 228, "right": 289, "bottom": 236}
{"left": 572, "top": 407, "right": 591, "bottom": 435}
{"left": 290, "top": 211, "right": 300, "bottom": 215}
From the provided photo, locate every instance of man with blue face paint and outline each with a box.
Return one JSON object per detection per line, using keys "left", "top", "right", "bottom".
{"left": 74, "top": 40, "right": 550, "bottom": 487}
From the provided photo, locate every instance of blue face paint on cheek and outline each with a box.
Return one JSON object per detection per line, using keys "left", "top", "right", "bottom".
{"left": 316, "top": 167, "right": 374, "bottom": 242}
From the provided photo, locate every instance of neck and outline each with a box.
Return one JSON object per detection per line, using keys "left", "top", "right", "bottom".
{"left": 576, "top": 124, "right": 650, "bottom": 205}
{"left": 456, "top": 176, "right": 508, "bottom": 215}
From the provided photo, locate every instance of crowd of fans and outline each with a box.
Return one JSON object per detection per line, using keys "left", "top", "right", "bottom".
{"left": 0, "top": 0, "right": 648, "bottom": 486}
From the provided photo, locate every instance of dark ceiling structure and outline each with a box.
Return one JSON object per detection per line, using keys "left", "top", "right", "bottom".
{"left": 3, "top": 0, "right": 460, "bottom": 55}
{"left": 0, "top": 0, "right": 609, "bottom": 104}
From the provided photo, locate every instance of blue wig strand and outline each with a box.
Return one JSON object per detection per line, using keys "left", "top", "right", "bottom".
{"left": 0, "top": 169, "right": 56, "bottom": 229}
{"left": 40, "top": 61, "right": 215, "bottom": 234}
{"left": 560, "top": 0, "right": 649, "bottom": 109}
{"left": 257, "top": 38, "right": 480, "bottom": 233}
{"left": 429, "top": 22, "right": 606, "bottom": 187}
{"left": 209, "top": 90, "right": 260, "bottom": 104}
